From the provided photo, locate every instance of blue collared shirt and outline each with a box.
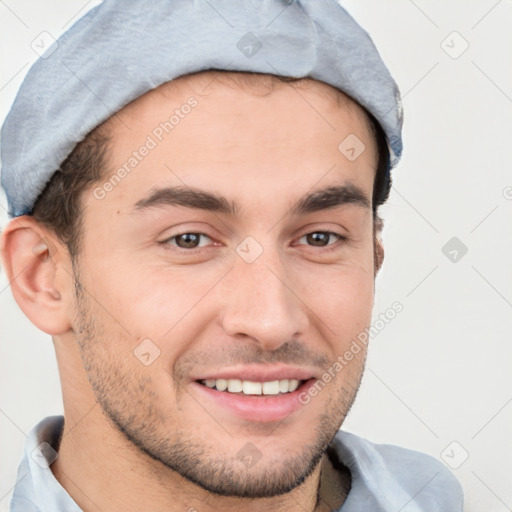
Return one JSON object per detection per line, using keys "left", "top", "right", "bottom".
{"left": 10, "top": 416, "right": 463, "bottom": 511}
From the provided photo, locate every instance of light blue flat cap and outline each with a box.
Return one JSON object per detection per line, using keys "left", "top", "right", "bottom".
{"left": 1, "top": 0, "right": 403, "bottom": 217}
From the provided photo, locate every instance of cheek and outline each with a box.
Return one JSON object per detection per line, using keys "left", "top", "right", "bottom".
{"left": 308, "top": 277, "right": 373, "bottom": 350}
{"left": 79, "top": 253, "right": 221, "bottom": 347}
{"left": 292, "top": 253, "right": 375, "bottom": 343}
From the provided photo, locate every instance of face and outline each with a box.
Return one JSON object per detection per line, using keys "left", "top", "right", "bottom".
{"left": 71, "top": 72, "right": 378, "bottom": 498}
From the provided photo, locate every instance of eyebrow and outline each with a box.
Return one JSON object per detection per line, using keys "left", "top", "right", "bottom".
{"left": 132, "top": 183, "right": 370, "bottom": 216}
{"left": 290, "top": 184, "right": 370, "bottom": 215}
{"left": 133, "top": 186, "right": 238, "bottom": 215}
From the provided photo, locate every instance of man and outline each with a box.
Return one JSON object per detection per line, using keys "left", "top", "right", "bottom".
{"left": 0, "top": 1, "right": 463, "bottom": 510}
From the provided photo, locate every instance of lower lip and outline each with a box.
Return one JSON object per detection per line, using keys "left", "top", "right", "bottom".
{"left": 190, "top": 380, "right": 315, "bottom": 423}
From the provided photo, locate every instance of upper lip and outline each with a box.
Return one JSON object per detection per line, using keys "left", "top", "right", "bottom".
{"left": 192, "top": 364, "right": 317, "bottom": 383}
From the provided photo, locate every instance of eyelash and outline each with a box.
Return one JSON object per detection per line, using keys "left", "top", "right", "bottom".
{"left": 161, "top": 231, "right": 347, "bottom": 252}
{"left": 295, "top": 231, "right": 346, "bottom": 249}
{"left": 162, "top": 233, "right": 215, "bottom": 250}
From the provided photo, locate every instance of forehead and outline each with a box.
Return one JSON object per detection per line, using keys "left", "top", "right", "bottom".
{"left": 91, "top": 71, "right": 377, "bottom": 216}
{"left": 106, "top": 70, "right": 374, "bottom": 149}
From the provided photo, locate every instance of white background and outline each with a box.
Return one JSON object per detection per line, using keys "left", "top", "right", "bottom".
{"left": 1, "top": 1, "right": 511, "bottom": 510}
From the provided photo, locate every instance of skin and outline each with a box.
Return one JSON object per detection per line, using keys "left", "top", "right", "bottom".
{"left": 1, "top": 71, "right": 384, "bottom": 512}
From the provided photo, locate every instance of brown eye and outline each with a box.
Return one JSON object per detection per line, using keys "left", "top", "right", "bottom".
{"left": 299, "top": 231, "right": 343, "bottom": 247}
{"left": 301, "top": 232, "right": 340, "bottom": 247}
{"left": 167, "top": 233, "right": 210, "bottom": 249}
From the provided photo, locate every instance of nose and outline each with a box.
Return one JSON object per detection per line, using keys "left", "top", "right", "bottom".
{"left": 220, "top": 252, "right": 309, "bottom": 351}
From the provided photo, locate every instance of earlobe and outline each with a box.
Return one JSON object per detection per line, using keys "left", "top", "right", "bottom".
{"left": 0, "top": 216, "right": 72, "bottom": 335}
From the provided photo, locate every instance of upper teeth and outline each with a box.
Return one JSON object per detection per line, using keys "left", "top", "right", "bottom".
{"left": 202, "top": 378, "right": 301, "bottom": 395}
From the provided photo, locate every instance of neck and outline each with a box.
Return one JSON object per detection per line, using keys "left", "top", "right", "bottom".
{"left": 52, "top": 411, "right": 338, "bottom": 512}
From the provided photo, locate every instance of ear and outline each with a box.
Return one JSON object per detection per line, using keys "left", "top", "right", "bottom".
{"left": 0, "top": 216, "right": 73, "bottom": 335}
{"left": 373, "top": 216, "right": 385, "bottom": 275}
{"left": 374, "top": 235, "right": 385, "bottom": 275}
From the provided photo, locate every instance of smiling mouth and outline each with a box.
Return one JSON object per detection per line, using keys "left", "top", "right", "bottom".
{"left": 197, "top": 378, "right": 307, "bottom": 396}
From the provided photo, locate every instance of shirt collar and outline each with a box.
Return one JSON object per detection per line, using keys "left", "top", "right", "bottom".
{"left": 11, "top": 416, "right": 81, "bottom": 512}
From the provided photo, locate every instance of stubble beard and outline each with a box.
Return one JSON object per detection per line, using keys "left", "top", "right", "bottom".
{"left": 71, "top": 265, "right": 365, "bottom": 498}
